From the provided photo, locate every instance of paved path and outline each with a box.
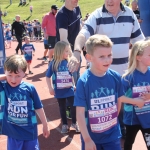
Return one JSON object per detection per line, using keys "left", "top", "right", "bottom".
{"left": 0, "top": 41, "right": 147, "bottom": 150}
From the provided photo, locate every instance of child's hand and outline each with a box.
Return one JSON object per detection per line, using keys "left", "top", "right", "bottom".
{"left": 49, "top": 89, "right": 55, "bottom": 95}
{"left": 141, "top": 93, "right": 150, "bottom": 100}
{"left": 43, "top": 124, "right": 50, "bottom": 138}
{"left": 73, "top": 85, "right": 76, "bottom": 91}
{"left": 85, "top": 139, "right": 96, "bottom": 150}
{"left": 135, "top": 98, "right": 145, "bottom": 108}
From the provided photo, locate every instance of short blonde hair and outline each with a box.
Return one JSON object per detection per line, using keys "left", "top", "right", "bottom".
{"left": 85, "top": 34, "right": 113, "bottom": 55}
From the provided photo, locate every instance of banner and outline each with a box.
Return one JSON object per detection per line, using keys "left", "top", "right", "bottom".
{"left": 138, "top": 0, "right": 150, "bottom": 37}
{"left": 0, "top": 11, "right": 6, "bottom": 74}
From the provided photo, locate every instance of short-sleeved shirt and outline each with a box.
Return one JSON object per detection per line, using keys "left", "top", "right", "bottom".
{"left": 122, "top": 68, "right": 150, "bottom": 128}
{"left": 5, "top": 31, "right": 11, "bottom": 40}
{"left": 74, "top": 69, "right": 123, "bottom": 144}
{"left": 56, "top": 6, "right": 81, "bottom": 50}
{"left": 46, "top": 60, "right": 74, "bottom": 98}
{"left": 1, "top": 81, "right": 43, "bottom": 140}
{"left": 0, "top": 82, "right": 5, "bottom": 134}
{"left": 80, "top": 3, "right": 145, "bottom": 75}
{"left": 22, "top": 44, "right": 35, "bottom": 61}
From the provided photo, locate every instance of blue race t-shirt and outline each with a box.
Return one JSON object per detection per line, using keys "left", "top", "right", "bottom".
{"left": 0, "top": 82, "right": 5, "bottom": 134}
{"left": 5, "top": 31, "right": 11, "bottom": 40}
{"left": 22, "top": 44, "right": 35, "bottom": 61}
{"left": 74, "top": 69, "right": 123, "bottom": 144}
{"left": 56, "top": 6, "right": 81, "bottom": 50}
{"left": 46, "top": 60, "right": 74, "bottom": 98}
{"left": 1, "top": 81, "right": 43, "bottom": 140}
{"left": 122, "top": 68, "right": 150, "bottom": 128}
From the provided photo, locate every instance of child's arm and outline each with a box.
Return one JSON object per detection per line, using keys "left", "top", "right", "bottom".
{"left": 77, "top": 107, "right": 96, "bottom": 150}
{"left": 35, "top": 108, "right": 50, "bottom": 138}
{"left": 72, "top": 76, "right": 76, "bottom": 91}
{"left": 46, "top": 77, "right": 55, "bottom": 95}
{"left": 0, "top": 74, "right": 6, "bottom": 80}
{"left": 119, "top": 96, "right": 145, "bottom": 108}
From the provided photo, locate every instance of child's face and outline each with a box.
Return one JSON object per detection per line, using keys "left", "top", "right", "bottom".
{"left": 88, "top": 47, "right": 113, "bottom": 73}
{"left": 137, "top": 46, "right": 150, "bottom": 67}
{"left": 5, "top": 69, "right": 25, "bottom": 87}
{"left": 25, "top": 38, "right": 30, "bottom": 44}
{"left": 63, "top": 45, "right": 70, "bottom": 59}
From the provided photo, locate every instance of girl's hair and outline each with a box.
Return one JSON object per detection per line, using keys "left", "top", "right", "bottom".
{"left": 52, "top": 41, "right": 70, "bottom": 71}
{"left": 123, "top": 39, "right": 150, "bottom": 77}
{"left": 4, "top": 55, "right": 27, "bottom": 73}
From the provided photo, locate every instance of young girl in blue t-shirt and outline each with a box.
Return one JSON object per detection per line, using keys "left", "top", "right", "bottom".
{"left": 122, "top": 39, "right": 150, "bottom": 150}
{"left": 46, "top": 41, "right": 80, "bottom": 133}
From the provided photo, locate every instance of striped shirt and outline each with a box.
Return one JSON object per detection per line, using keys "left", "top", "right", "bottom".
{"left": 80, "top": 3, "right": 145, "bottom": 75}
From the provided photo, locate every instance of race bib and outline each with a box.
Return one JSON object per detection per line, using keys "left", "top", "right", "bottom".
{"left": 88, "top": 105, "right": 118, "bottom": 133}
{"left": 56, "top": 71, "right": 73, "bottom": 89}
{"left": 133, "top": 86, "right": 150, "bottom": 114}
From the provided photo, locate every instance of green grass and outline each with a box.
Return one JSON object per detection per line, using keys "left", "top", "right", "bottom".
{"left": 0, "top": 0, "right": 127, "bottom": 23}
{"left": 0, "top": 0, "right": 104, "bottom": 23}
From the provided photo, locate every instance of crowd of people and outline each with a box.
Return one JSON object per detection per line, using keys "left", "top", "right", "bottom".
{"left": 1, "top": 0, "right": 150, "bottom": 150}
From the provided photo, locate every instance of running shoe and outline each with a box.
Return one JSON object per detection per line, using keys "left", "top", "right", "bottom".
{"left": 71, "top": 123, "right": 80, "bottom": 133}
{"left": 61, "top": 125, "right": 69, "bottom": 134}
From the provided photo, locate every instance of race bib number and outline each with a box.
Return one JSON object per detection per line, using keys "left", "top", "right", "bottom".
{"left": 88, "top": 105, "right": 118, "bottom": 133}
{"left": 133, "top": 86, "right": 150, "bottom": 114}
{"left": 56, "top": 71, "right": 73, "bottom": 89}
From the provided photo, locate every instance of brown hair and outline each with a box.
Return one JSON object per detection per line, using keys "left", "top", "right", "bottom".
{"left": 4, "top": 55, "right": 27, "bottom": 73}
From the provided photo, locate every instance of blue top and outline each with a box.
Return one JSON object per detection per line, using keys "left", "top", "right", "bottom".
{"left": 56, "top": 6, "right": 81, "bottom": 51}
{"left": 46, "top": 60, "right": 74, "bottom": 98}
{"left": 1, "top": 81, "right": 43, "bottom": 140}
{"left": 74, "top": 69, "right": 123, "bottom": 144}
{"left": 122, "top": 68, "right": 150, "bottom": 128}
{"left": 0, "top": 82, "right": 5, "bottom": 134}
{"left": 5, "top": 31, "right": 11, "bottom": 40}
{"left": 22, "top": 44, "right": 35, "bottom": 61}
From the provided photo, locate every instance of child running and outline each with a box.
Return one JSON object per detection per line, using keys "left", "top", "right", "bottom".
{"left": 22, "top": 36, "right": 35, "bottom": 74}
{"left": 46, "top": 41, "right": 80, "bottom": 133}
{"left": 122, "top": 39, "right": 150, "bottom": 150}
{"left": 0, "top": 55, "right": 50, "bottom": 150}
{"left": 74, "top": 34, "right": 145, "bottom": 150}
{"left": 5, "top": 28, "right": 12, "bottom": 48}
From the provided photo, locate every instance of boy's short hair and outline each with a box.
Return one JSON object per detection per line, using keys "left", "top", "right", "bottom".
{"left": 85, "top": 34, "right": 113, "bottom": 55}
{"left": 4, "top": 55, "right": 27, "bottom": 73}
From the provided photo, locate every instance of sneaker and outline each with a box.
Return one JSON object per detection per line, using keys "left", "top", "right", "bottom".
{"left": 71, "top": 123, "right": 80, "bottom": 133}
{"left": 61, "top": 125, "right": 69, "bottom": 134}
{"left": 29, "top": 71, "right": 33, "bottom": 74}
{"left": 43, "top": 56, "right": 47, "bottom": 61}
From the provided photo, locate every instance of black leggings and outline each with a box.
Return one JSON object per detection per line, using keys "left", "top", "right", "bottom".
{"left": 15, "top": 35, "right": 22, "bottom": 53}
{"left": 124, "top": 125, "right": 150, "bottom": 150}
{"left": 57, "top": 96, "right": 76, "bottom": 125}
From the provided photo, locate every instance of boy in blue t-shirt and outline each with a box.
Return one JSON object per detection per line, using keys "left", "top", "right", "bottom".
{"left": 74, "top": 34, "right": 145, "bottom": 150}
{"left": 22, "top": 36, "right": 35, "bottom": 74}
{"left": 0, "top": 55, "right": 50, "bottom": 150}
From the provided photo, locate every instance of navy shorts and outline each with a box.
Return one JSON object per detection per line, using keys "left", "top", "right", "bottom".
{"left": 7, "top": 136, "right": 40, "bottom": 150}
{"left": 81, "top": 138, "right": 121, "bottom": 150}
{"left": 48, "top": 36, "right": 56, "bottom": 49}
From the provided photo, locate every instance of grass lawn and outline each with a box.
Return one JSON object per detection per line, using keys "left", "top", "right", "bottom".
{"left": 1, "top": 0, "right": 104, "bottom": 23}
{"left": 1, "top": 0, "right": 128, "bottom": 23}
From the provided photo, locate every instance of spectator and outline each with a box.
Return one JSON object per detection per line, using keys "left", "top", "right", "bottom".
{"left": 42, "top": 5, "right": 58, "bottom": 63}
{"left": 56, "top": 0, "right": 82, "bottom": 84}
{"left": 131, "top": 0, "right": 143, "bottom": 23}
{"left": 11, "top": 15, "right": 26, "bottom": 54}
